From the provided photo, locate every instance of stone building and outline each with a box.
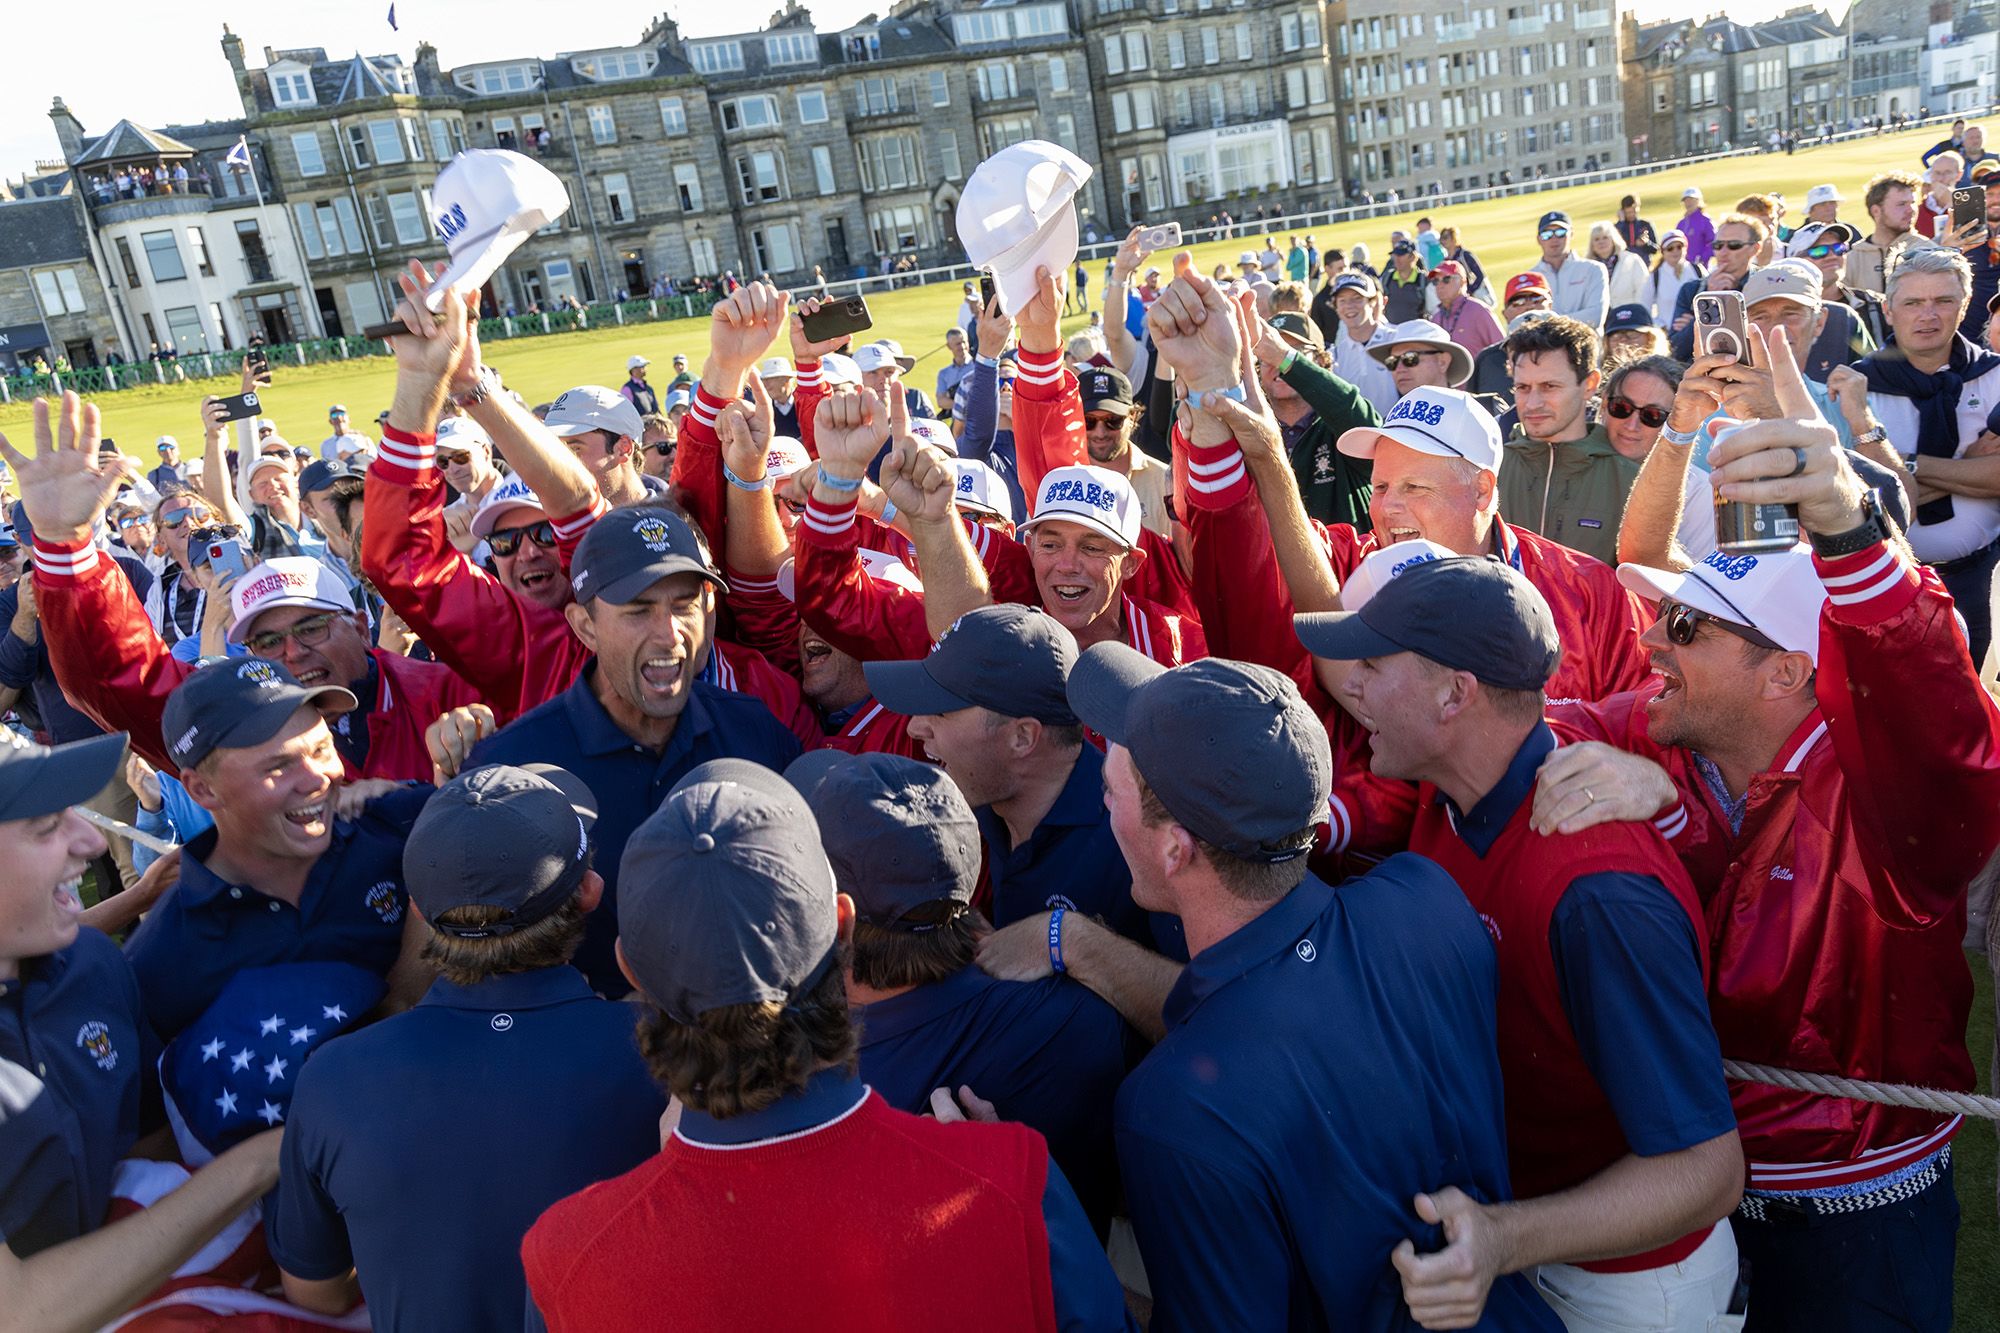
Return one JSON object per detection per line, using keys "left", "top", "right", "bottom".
{"left": 0, "top": 192, "right": 120, "bottom": 373}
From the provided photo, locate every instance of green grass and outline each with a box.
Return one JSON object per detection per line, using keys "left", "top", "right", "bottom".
{"left": 0, "top": 123, "right": 1955, "bottom": 455}
{"left": 6, "top": 122, "right": 1995, "bottom": 1321}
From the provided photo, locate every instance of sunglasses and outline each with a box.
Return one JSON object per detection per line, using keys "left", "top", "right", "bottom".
{"left": 158, "top": 508, "right": 203, "bottom": 528}
{"left": 1801, "top": 241, "right": 1849, "bottom": 259}
{"left": 1539, "top": 227, "right": 1569, "bottom": 241}
{"left": 486, "top": 520, "right": 558, "bottom": 558}
{"left": 1606, "top": 396, "right": 1670, "bottom": 429}
{"left": 1659, "top": 598, "right": 1781, "bottom": 652}
{"left": 1083, "top": 412, "right": 1125, "bottom": 429}
{"left": 118, "top": 514, "right": 151, "bottom": 530}
{"left": 780, "top": 497, "right": 807, "bottom": 516}
{"left": 244, "top": 611, "right": 340, "bottom": 658}
{"left": 1715, "top": 238, "right": 1757, "bottom": 251}
{"left": 1383, "top": 351, "right": 1442, "bottom": 368}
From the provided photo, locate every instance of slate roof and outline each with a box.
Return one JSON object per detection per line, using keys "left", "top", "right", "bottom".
{"left": 71, "top": 120, "right": 196, "bottom": 166}
{"left": 0, "top": 196, "right": 92, "bottom": 267}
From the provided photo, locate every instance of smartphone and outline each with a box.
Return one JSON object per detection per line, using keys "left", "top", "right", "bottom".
{"left": 1954, "top": 186, "right": 1986, "bottom": 235}
{"left": 215, "top": 390, "right": 262, "bottom": 422}
{"left": 978, "top": 275, "right": 997, "bottom": 310}
{"left": 799, "top": 295, "right": 872, "bottom": 345}
{"left": 198, "top": 533, "right": 250, "bottom": 581}
{"left": 1140, "top": 221, "right": 1183, "bottom": 251}
{"left": 1693, "top": 291, "right": 1752, "bottom": 366}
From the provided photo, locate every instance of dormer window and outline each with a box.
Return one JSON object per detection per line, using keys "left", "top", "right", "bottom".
{"left": 575, "top": 50, "right": 657, "bottom": 81}
{"left": 765, "top": 32, "right": 818, "bottom": 67}
{"left": 271, "top": 67, "right": 315, "bottom": 108}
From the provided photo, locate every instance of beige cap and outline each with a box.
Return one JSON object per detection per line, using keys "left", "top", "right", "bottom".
{"left": 1741, "top": 259, "right": 1822, "bottom": 309}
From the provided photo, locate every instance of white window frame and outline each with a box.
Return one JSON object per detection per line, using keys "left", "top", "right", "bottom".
{"left": 812, "top": 145, "right": 838, "bottom": 195}
{"left": 722, "top": 95, "right": 782, "bottom": 133}
{"left": 765, "top": 32, "right": 818, "bottom": 67}
{"left": 930, "top": 70, "right": 951, "bottom": 106}
{"left": 388, "top": 192, "right": 426, "bottom": 245}
{"left": 291, "top": 132, "right": 325, "bottom": 177}
{"left": 587, "top": 105, "right": 617, "bottom": 144}
{"left": 1048, "top": 56, "right": 1069, "bottom": 93}
{"left": 271, "top": 69, "right": 315, "bottom": 107}
{"left": 368, "top": 120, "right": 406, "bottom": 166}
{"left": 689, "top": 41, "right": 744, "bottom": 74}
{"left": 604, "top": 171, "right": 634, "bottom": 222}
{"left": 673, "top": 163, "right": 705, "bottom": 213}
{"left": 796, "top": 89, "right": 829, "bottom": 125}
{"left": 660, "top": 97, "right": 688, "bottom": 135}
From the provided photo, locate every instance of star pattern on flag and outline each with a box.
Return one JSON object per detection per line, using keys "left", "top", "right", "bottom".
{"left": 264, "top": 1055, "right": 288, "bottom": 1084}
{"left": 322, "top": 1004, "right": 347, "bottom": 1022}
{"left": 257, "top": 1099, "right": 285, "bottom": 1126}
{"left": 214, "top": 1089, "right": 238, "bottom": 1117}
{"left": 289, "top": 1025, "right": 317, "bottom": 1046}
{"left": 231, "top": 1048, "right": 254, "bottom": 1072}
{"left": 200, "top": 1038, "right": 225, "bottom": 1062}
{"left": 259, "top": 1015, "right": 285, "bottom": 1035}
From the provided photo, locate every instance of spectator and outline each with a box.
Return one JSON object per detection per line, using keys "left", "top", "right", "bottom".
{"left": 1846, "top": 171, "right": 1932, "bottom": 294}
{"left": 1962, "top": 124, "right": 1999, "bottom": 184}
{"left": 1325, "top": 274, "right": 1399, "bottom": 416}
{"left": 1498, "top": 315, "right": 1633, "bottom": 566}
{"left": 1286, "top": 234, "right": 1308, "bottom": 283}
{"left": 1646, "top": 230, "right": 1703, "bottom": 327}
{"left": 1413, "top": 217, "right": 1446, "bottom": 268}
{"left": 1532, "top": 211, "right": 1609, "bottom": 329}
{"left": 1802, "top": 182, "right": 1843, "bottom": 225}
{"left": 935, "top": 327, "right": 974, "bottom": 408}
{"left": 639, "top": 412, "right": 675, "bottom": 481}
{"left": 1436, "top": 225, "right": 1486, "bottom": 298}
{"left": 1787, "top": 220, "right": 1887, "bottom": 358}
{"left": 619, "top": 354, "right": 659, "bottom": 416}
{"left": 542, "top": 386, "right": 668, "bottom": 506}
{"left": 1368, "top": 319, "right": 1474, "bottom": 399}
{"left": 1678, "top": 187, "right": 1716, "bottom": 265}
{"left": 1259, "top": 235, "right": 1283, "bottom": 279}
{"left": 435, "top": 417, "right": 502, "bottom": 556}
{"left": 1429, "top": 260, "right": 1504, "bottom": 358}
{"left": 1241, "top": 310, "right": 1379, "bottom": 531}
{"left": 1667, "top": 214, "right": 1766, "bottom": 360}
{"left": 1381, "top": 240, "right": 1428, "bottom": 324}
{"left": 1588, "top": 221, "right": 1651, "bottom": 310}
{"left": 1468, "top": 277, "right": 1556, "bottom": 409}
{"left": 1914, "top": 152, "right": 1962, "bottom": 239}
{"left": 666, "top": 353, "right": 694, "bottom": 393}
{"left": 1922, "top": 116, "right": 1968, "bottom": 166}
{"left": 319, "top": 405, "right": 372, "bottom": 463}
{"left": 149, "top": 434, "right": 187, "bottom": 492}
{"left": 758, "top": 355, "right": 802, "bottom": 438}
{"left": 1615, "top": 193, "right": 1659, "bottom": 264}
{"left": 1602, "top": 303, "right": 1669, "bottom": 367}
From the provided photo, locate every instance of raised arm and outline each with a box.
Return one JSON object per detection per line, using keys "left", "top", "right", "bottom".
{"left": 1617, "top": 354, "right": 1730, "bottom": 570}
{"left": 954, "top": 299, "right": 1011, "bottom": 468}
{"left": 717, "top": 373, "right": 790, "bottom": 580}
{"left": 1008, "top": 267, "right": 1085, "bottom": 501}
{"left": 196, "top": 393, "right": 252, "bottom": 531}
{"left": 1101, "top": 226, "right": 1154, "bottom": 373}
{"left": 881, "top": 394, "right": 991, "bottom": 639}
{"left": 445, "top": 292, "right": 602, "bottom": 525}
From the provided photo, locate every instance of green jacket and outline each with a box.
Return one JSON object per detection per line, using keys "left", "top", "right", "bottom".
{"left": 1278, "top": 354, "right": 1377, "bottom": 533}
{"left": 1497, "top": 423, "right": 1638, "bottom": 568}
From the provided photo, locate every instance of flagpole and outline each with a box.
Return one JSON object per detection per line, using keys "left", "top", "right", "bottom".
{"left": 240, "top": 134, "right": 328, "bottom": 339}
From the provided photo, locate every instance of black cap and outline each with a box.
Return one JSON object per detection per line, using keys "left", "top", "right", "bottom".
{"left": 298, "top": 457, "right": 361, "bottom": 496}
{"left": 1605, "top": 303, "right": 1655, "bottom": 335}
{"left": 570, "top": 506, "right": 725, "bottom": 605}
{"left": 0, "top": 730, "right": 128, "bottom": 822}
{"left": 618, "top": 759, "right": 839, "bottom": 1023}
{"left": 1293, "top": 556, "right": 1561, "bottom": 692}
{"left": 404, "top": 764, "right": 599, "bottom": 937}
{"left": 1538, "top": 210, "right": 1571, "bottom": 231}
{"left": 1078, "top": 366, "right": 1134, "bottom": 417}
{"left": 1269, "top": 311, "right": 1325, "bottom": 350}
{"left": 1067, "top": 646, "right": 1330, "bottom": 861}
{"left": 795, "top": 751, "right": 980, "bottom": 928}
{"left": 160, "top": 658, "right": 359, "bottom": 771}
{"left": 1390, "top": 240, "right": 1415, "bottom": 255}
{"left": 864, "top": 604, "right": 1078, "bottom": 724}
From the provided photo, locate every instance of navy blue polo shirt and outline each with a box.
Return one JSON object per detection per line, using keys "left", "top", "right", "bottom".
{"left": 469, "top": 666, "right": 802, "bottom": 996}
{"left": 124, "top": 785, "right": 433, "bottom": 1043}
{"left": 975, "top": 743, "right": 1185, "bottom": 958}
{"left": 857, "top": 965, "right": 1132, "bottom": 1231}
{"left": 0, "top": 929, "right": 150, "bottom": 1257}
{"left": 270, "top": 966, "right": 665, "bottom": 1332}
{"left": 1440, "top": 724, "right": 1737, "bottom": 1159}
{"left": 1116, "top": 854, "right": 1561, "bottom": 1333}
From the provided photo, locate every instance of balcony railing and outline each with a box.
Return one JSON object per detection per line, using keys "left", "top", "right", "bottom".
{"left": 83, "top": 173, "right": 216, "bottom": 210}
{"left": 1436, "top": 21, "right": 1477, "bottom": 43}
{"left": 1575, "top": 8, "right": 1612, "bottom": 30}
{"left": 1507, "top": 16, "right": 1547, "bottom": 37}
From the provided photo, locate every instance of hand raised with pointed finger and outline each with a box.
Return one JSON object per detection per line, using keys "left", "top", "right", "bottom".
{"left": 1145, "top": 261, "right": 1243, "bottom": 392}
{"left": 813, "top": 387, "right": 886, "bottom": 479}
{"left": 717, "top": 373, "right": 776, "bottom": 484}
{"left": 879, "top": 392, "right": 956, "bottom": 525}
{"left": 710, "top": 281, "right": 790, "bottom": 381}
{"left": 0, "top": 392, "right": 135, "bottom": 545}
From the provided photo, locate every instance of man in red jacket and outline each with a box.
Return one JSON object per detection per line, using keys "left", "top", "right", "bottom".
{"left": 1298, "top": 557, "right": 1743, "bottom": 1331}
{"left": 6, "top": 392, "right": 476, "bottom": 784}
{"left": 1541, "top": 344, "right": 2000, "bottom": 1331}
{"left": 520, "top": 758, "right": 1130, "bottom": 1332}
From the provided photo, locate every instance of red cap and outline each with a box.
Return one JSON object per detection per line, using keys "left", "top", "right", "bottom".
{"left": 1430, "top": 260, "right": 1466, "bottom": 281}
{"left": 1504, "top": 272, "right": 1551, "bottom": 302}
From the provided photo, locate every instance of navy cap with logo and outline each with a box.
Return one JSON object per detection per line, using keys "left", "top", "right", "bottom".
{"left": 404, "top": 764, "right": 599, "bottom": 937}
{"left": 1332, "top": 272, "right": 1378, "bottom": 297}
{"left": 1078, "top": 366, "right": 1135, "bottom": 417}
{"left": 570, "top": 505, "right": 726, "bottom": 605}
{"left": 160, "top": 658, "right": 359, "bottom": 771}
{"left": 1604, "top": 303, "right": 1655, "bottom": 335}
{"left": 791, "top": 751, "right": 980, "bottom": 928}
{"left": 1067, "top": 645, "right": 1330, "bottom": 861}
{"left": 1538, "top": 210, "right": 1571, "bottom": 232}
{"left": 1294, "top": 556, "right": 1561, "bottom": 692}
{"left": 864, "top": 603, "right": 1078, "bottom": 724}
{"left": 0, "top": 729, "right": 128, "bottom": 823}
{"left": 617, "top": 759, "right": 839, "bottom": 1024}
{"left": 297, "top": 457, "right": 362, "bottom": 497}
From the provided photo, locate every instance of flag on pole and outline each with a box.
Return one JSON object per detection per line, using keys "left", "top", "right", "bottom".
{"left": 225, "top": 136, "right": 252, "bottom": 172}
{"left": 387, "top": 3, "right": 398, "bottom": 30}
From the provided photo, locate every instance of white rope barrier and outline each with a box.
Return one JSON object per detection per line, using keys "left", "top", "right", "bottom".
{"left": 1723, "top": 1059, "right": 2000, "bottom": 1121}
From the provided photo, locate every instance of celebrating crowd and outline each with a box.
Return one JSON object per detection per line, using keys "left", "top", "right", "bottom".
{"left": 2, "top": 128, "right": 1999, "bottom": 1333}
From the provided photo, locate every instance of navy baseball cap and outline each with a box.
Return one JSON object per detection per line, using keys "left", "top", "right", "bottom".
{"left": 1294, "top": 556, "right": 1561, "bottom": 692}
{"left": 1605, "top": 303, "right": 1655, "bottom": 335}
{"left": 0, "top": 729, "right": 127, "bottom": 822}
{"left": 1332, "top": 272, "right": 1377, "bottom": 297}
{"left": 792, "top": 751, "right": 980, "bottom": 928}
{"left": 0, "top": 526, "right": 17, "bottom": 551}
{"left": 1078, "top": 366, "right": 1134, "bottom": 417}
{"left": 9, "top": 501, "right": 32, "bottom": 547}
{"left": 570, "top": 505, "right": 725, "bottom": 605}
{"left": 1538, "top": 210, "right": 1571, "bottom": 232}
{"left": 405, "top": 764, "right": 599, "bottom": 937}
{"left": 1068, "top": 645, "right": 1330, "bottom": 861}
{"left": 160, "top": 658, "right": 358, "bottom": 771}
{"left": 297, "top": 457, "right": 361, "bottom": 497}
{"left": 618, "top": 759, "right": 839, "bottom": 1024}
{"left": 864, "top": 603, "right": 1078, "bottom": 724}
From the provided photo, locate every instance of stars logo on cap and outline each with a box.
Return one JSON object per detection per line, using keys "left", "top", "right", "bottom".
{"left": 1704, "top": 551, "right": 1758, "bottom": 581}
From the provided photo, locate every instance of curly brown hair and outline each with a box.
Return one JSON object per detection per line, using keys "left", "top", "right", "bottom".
{"left": 420, "top": 894, "right": 591, "bottom": 987}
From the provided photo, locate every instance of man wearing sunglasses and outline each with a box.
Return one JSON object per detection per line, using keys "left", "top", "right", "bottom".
{"left": 434, "top": 417, "right": 501, "bottom": 557}
{"left": 1785, "top": 221, "right": 1888, "bottom": 354}
{"left": 1531, "top": 211, "right": 1609, "bottom": 331}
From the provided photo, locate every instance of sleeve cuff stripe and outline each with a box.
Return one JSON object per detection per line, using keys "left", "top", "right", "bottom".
{"left": 1015, "top": 348, "right": 1063, "bottom": 367}
{"left": 803, "top": 513, "right": 857, "bottom": 537}
{"left": 1817, "top": 546, "right": 1898, "bottom": 588}
{"left": 1187, "top": 464, "right": 1248, "bottom": 494}
{"left": 1653, "top": 805, "right": 1689, "bottom": 839}
{"left": 1325, "top": 795, "right": 1352, "bottom": 855}
{"left": 378, "top": 441, "right": 434, "bottom": 467}
{"left": 34, "top": 547, "right": 99, "bottom": 578}
{"left": 1827, "top": 564, "right": 1917, "bottom": 606}
{"left": 1014, "top": 367, "right": 1063, "bottom": 385}
{"left": 731, "top": 575, "right": 781, "bottom": 593}
{"left": 1187, "top": 450, "right": 1245, "bottom": 478}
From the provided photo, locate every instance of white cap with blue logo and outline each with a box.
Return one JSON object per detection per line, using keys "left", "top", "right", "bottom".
{"left": 950, "top": 458, "right": 1012, "bottom": 524}
{"left": 423, "top": 150, "right": 571, "bottom": 311}
{"left": 1340, "top": 538, "right": 1458, "bottom": 611}
{"left": 1022, "top": 464, "right": 1141, "bottom": 550}
{"left": 1618, "top": 545, "right": 1827, "bottom": 664}
{"left": 1336, "top": 387, "right": 1503, "bottom": 474}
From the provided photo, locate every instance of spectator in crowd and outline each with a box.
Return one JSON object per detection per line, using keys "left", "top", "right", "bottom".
{"left": 1679, "top": 187, "right": 1716, "bottom": 265}
{"left": 1954, "top": 169, "right": 2000, "bottom": 340}
{"left": 1326, "top": 273, "right": 1398, "bottom": 416}
{"left": 1962, "top": 124, "right": 1998, "bottom": 184}
{"left": 1847, "top": 171, "right": 1932, "bottom": 294}
{"left": 1370, "top": 319, "right": 1473, "bottom": 399}
{"left": 1429, "top": 260, "right": 1504, "bottom": 359}
{"left": 1533, "top": 212, "right": 1609, "bottom": 329}
{"left": 138, "top": 490, "right": 212, "bottom": 647}
{"left": 1498, "top": 315, "right": 1634, "bottom": 567}
{"left": 1667, "top": 215, "right": 1765, "bottom": 361}
{"left": 1436, "top": 226, "right": 1485, "bottom": 298}
{"left": 1259, "top": 235, "right": 1283, "bottom": 279}
{"left": 1588, "top": 221, "right": 1652, "bottom": 311}
{"left": 619, "top": 354, "right": 659, "bottom": 416}
{"left": 640, "top": 412, "right": 675, "bottom": 480}
{"left": 666, "top": 353, "right": 694, "bottom": 394}
{"left": 1786, "top": 221, "right": 1887, "bottom": 365}
{"left": 1615, "top": 194, "right": 1659, "bottom": 264}
{"left": 755, "top": 355, "right": 802, "bottom": 439}
{"left": 1382, "top": 240, "right": 1428, "bottom": 324}
{"left": 542, "top": 386, "right": 669, "bottom": 506}
{"left": 936, "top": 327, "right": 975, "bottom": 409}
{"left": 1602, "top": 303, "right": 1669, "bottom": 367}
{"left": 149, "top": 434, "right": 186, "bottom": 493}
{"left": 1923, "top": 117, "right": 1968, "bottom": 166}
{"left": 1914, "top": 151, "right": 1963, "bottom": 239}
{"left": 1286, "top": 234, "right": 1309, "bottom": 283}
{"left": 1802, "top": 182, "right": 1842, "bottom": 226}
{"left": 1241, "top": 310, "right": 1379, "bottom": 531}
{"left": 1468, "top": 278, "right": 1556, "bottom": 409}
{"left": 319, "top": 405, "right": 372, "bottom": 463}
{"left": 1413, "top": 218, "right": 1445, "bottom": 268}
{"left": 435, "top": 417, "right": 502, "bottom": 556}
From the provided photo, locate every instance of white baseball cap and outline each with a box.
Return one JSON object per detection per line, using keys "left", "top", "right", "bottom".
{"left": 906, "top": 417, "right": 958, "bottom": 457}
{"left": 422, "top": 150, "right": 570, "bottom": 312}
{"left": 873, "top": 339, "right": 915, "bottom": 372}
{"left": 1681, "top": 186, "right": 1703, "bottom": 200}
{"left": 757, "top": 356, "right": 793, "bottom": 379}
{"left": 1618, "top": 545, "right": 1826, "bottom": 664}
{"left": 664, "top": 388, "right": 693, "bottom": 412}
{"left": 543, "top": 385, "right": 646, "bottom": 442}
{"left": 775, "top": 547, "right": 923, "bottom": 602}
{"left": 247, "top": 452, "right": 291, "bottom": 481}
{"left": 1369, "top": 319, "right": 1474, "bottom": 387}
{"left": 226, "top": 557, "right": 354, "bottom": 644}
{"left": 155, "top": 434, "right": 178, "bottom": 449}
{"left": 433, "top": 416, "right": 492, "bottom": 456}
{"left": 818, "top": 352, "right": 862, "bottom": 386}
{"left": 851, "top": 344, "right": 903, "bottom": 376}
{"left": 1021, "top": 464, "right": 1141, "bottom": 549}
{"left": 186, "top": 457, "right": 206, "bottom": 476}
{"left": 950, "top": 457, "right": 1013, "bottom": 524}
{"left": 468, "top": 473, "right": 549, "bottom": 540}
{"left": 627, "top": 354, "right": 650, "bottom": 370}
{"left": 1336, "top": 386, "right": 1503, "bottom": 474}
{"left": 1784, "top": 221, "right": 1859, "bottom": 259}
{"left": 765, "top": 437, "right": 810, "bottom": 480}
{"left": 1805, "top": 184, "right": 1842, "bottom": 207}
{"left": 956, "top": 140, "right": 1093, "bottom": 318}
{"left": 1339, "top": 539, "right": 1458, "bottom": 611}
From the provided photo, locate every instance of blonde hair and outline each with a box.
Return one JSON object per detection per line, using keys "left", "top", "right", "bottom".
{"left": 1589, "top": 221, "right": 1625, "bottom": 255}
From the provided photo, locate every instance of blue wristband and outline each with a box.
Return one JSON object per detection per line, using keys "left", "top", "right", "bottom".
{"left": 1047, "top": 908, "right": 1067, "bottom": 975}
{"left": 723, "top": 461, "right": 769, "bottom": 492}
{"left": 817, "top": 470, "right": 864, "bottom": 493}
{"left": 1660, "top": 424, "right": 1700, "bottom": 447}
{"left": 879, "top": 499, "right": 898, "bottom": 525}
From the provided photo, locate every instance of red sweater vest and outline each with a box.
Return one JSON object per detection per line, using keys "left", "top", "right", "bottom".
{"left": 522, "top": 1092, "right": 1058, "bottom": 1331}
{"left": 1413, "top": 795, "right": 1715, "bottom": 1273}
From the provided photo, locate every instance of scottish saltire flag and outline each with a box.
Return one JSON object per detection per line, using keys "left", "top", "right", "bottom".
{"left": 225, "top": 137, "right": 252, "bottom": 172}
{"left": 160, "top": 962, "right": 382, "bottom": 1164}
{"left": 387, "top": 4, "right": 398, "bottom": 30}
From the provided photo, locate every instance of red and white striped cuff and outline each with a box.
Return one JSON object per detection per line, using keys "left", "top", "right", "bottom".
{"left": 1653, "top": 801, "right": 1689, "bottom": 841}
{"left": 1181, "top": 430, "right": 1250, "bottom": 510}
{"left": 795, "top": 358, "right": 823, "bottom": 390}
{"left": 1322, "top": 793, "right": 1353, "bottom": 856}
{"left": 375, "top": 423, "right": 435, "bottom": 480}
{"left": 1814, "top": 542, "right": 1918, "bottom": 625}
{"left": 33, "top": 536, "right": 99, "bottom": 584}
{"left": 800, "top": 493, "right": 858, "bottom": 542}
{"left": 1012, "top": 347, "right": 1064, "bottom": 389}
{"left": 689, "top": 385, "right": 731, "bottom": 433}
{"left": 551, "top": 497, "right": 609, "bottom": 543}
{"left": 726, "top": 567, "right": 783, "bottom": 596}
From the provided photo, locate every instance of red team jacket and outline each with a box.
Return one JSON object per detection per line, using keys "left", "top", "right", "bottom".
{"left": 32, "top": 537, "right": 479, "bottom": 782}
{"left": 1557, "top": 545, "right": 2000, "bottom": 1189}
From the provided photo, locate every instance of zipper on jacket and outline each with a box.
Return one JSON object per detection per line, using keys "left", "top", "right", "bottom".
{"left": 1540, "top": 446, "right": 1555, "bottom": 537}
